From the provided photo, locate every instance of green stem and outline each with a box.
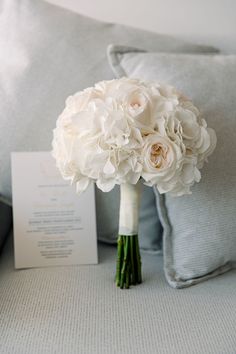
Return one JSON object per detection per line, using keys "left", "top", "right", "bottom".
{"left": 130, "top": 236, "right": 136, "bottom": 285}
{"left": 116, "top": 235, "right": 142, "bottom": 289}
{"left": 116, "top": 236, "right": 123, "bottom": 287}
{"left": 125, "top": 261, "right": 130, "bottom": 289}
{"left": 120, "top": 236, "right": 129, "bottom": 289}
{"left": 135, "top": 235, "right": 142, "bottom": 284}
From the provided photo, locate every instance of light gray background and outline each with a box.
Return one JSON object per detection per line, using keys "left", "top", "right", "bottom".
{"left": 46, "top": 0, "right": 236, "bottom": 53}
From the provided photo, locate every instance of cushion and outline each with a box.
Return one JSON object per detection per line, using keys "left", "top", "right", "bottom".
{"left": 107, "top": 45, "right": 236, "bottom": 287}
{"left": 1, "top": 233, "right": 236, "bottom": 353}
{"left": 0, "top": 0, "right": 217, "bottom": 252}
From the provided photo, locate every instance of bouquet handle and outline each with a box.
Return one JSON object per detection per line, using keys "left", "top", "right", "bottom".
{"left": 116, "top": 183, "right": 142, "bottom": 289}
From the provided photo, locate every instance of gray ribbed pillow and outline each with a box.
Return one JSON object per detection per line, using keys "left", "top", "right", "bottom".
{"left": 0, "top": 0, "right": 218, "bottom": 253}
{"left": 107, "top": 45, "right": 236, "bottom": 287}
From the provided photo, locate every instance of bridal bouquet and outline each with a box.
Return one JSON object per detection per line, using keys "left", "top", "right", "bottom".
{"left": 52, "top": 78, "right": 216, "bottom": 289}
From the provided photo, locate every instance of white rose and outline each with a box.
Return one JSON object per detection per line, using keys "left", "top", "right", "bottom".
{"left": 174, "top": 102, "right": 216, "bottom": 160}
{"left": 141, "top": 133, "right": 183, "bottom": 194}
{"left": 155, "top": 115, "right": 184, "bottom": 151}
{"left": 155, "top": 97, "right": 216, "bottom": 167}
{"left": 98, "top": 78, "right": 156, "bottom": 131}
{"left": 149, "top": 82, "right": 182, "bottom": 120}
{"left": 175, "top": 107, "right": 201, "bottom": 147}
{"left": 167, "top": 157, "right": 201, "bottom": 196}
{"left": 141, "top": 133, "right": 203, "bottom": 196}
{"left": 197, "top": 127, "right": 217, "bottom": 168}
{"left": 67, "top": 86, "right": 104, "bottom": 110}
{"left": 156, "top": 104, "right": 202, "bottom": 151}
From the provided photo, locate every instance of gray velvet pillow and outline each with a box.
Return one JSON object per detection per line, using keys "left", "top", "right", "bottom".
{"left": 108, "top": 45, "right": 236, "bottom": 287}
{"left": 0, "top": 0, "right": 217, "bottom": 253}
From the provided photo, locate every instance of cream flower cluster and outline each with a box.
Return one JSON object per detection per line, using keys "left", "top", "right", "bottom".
{"left": 52, "top": 78, "right": 216, "bottom": 196}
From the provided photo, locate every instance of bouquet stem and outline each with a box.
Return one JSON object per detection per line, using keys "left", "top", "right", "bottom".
{"left": 116, "top": 182, "right": 142, "bottom": 289}
{"left": 116, "top": 235, "right": 142, "bottom": 289}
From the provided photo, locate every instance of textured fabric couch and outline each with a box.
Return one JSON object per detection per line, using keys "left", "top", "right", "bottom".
{"left": 0, "top": 232, "right": 236, "bottom": 354}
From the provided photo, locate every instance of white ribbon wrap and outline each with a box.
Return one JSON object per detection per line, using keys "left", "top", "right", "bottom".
{"left": 118, "top": 182, "right": 141, "bottom": 236}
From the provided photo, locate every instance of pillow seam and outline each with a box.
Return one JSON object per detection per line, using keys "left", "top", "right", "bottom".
{"left": 107, "top": 44, "right": 146, "bottom": 78}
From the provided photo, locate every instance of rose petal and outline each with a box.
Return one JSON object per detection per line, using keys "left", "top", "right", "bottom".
{"left": 103, "top": 159, "right": 116, "bottom": 175}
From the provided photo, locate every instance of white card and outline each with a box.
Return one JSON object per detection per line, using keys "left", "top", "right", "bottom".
{"left": 11, "top": 152, "right": 98, "bottom": 269}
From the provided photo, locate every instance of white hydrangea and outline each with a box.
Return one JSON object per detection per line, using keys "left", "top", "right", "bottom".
{"left": 52, "top": 77, "right": 216, "bottom": 196}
